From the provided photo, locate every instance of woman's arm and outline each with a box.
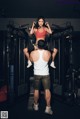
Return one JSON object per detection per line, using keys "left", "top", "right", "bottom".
{"left": 29, "top": 21, "right": 36, "bottom": 35}
{"left": 45, "top": 22, "right": 52, "bottom": 34}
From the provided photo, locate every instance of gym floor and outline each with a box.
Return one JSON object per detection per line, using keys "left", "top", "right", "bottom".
{"left": 0, "top": 94, "right": 80, "bottom": 119}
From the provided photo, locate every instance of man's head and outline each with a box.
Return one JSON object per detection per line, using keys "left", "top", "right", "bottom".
{"left": 37, "top": 40, "right": 45, "bottom": 49}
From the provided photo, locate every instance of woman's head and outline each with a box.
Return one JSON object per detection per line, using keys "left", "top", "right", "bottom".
{"left": 35, "top": 16, "right": 46, "bottom": 28}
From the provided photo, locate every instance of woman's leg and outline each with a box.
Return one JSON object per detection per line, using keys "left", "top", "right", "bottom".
{"left": 50, "top": 48, "right": 58, "bottom": 68}
{"left": 46, "top": 37, "right": 58, "bottom": 68}
{"left": 23, "top": 47, "right": 32, "bottom": 68}
{"left": 52, "top": 48, "right": 58, "bottom": 61}
{"left": 23, "top": 47, "right": 29, "bottom": 60}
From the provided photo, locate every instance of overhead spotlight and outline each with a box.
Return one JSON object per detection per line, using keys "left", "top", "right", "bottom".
{"left": 66, "top": 35, "right": 72, "bottom": 39}
{"left": 66, "top": 35, "right": 70, "bottom": 39}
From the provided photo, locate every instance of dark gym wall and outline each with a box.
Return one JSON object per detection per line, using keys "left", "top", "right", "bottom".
{"left": 0, "top": 0, "right": 80, "bottom": 18}
{"left": 0, "top": 29, "right": 30, "bottom": 103}
{"left": 0, "top": 31, "right": 7, "bottom": 87}
{"left": 50, "top": 31, "right": 80, "bottom": 96}
{"left": 0, "top": 30, "right": 80, "bottom": 101}
{"left": 72, "top": 32, "right": 80, "bottom": 69}
{"left": 0, "top": 18, "right": 80, "bottom": 32}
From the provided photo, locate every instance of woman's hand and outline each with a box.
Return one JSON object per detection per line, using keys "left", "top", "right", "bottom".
{"left": 45, "top": 22, "right": 52, "bottom": 34}
{"left": 30, "top": 21, "right": 36, "bottom": 34}
{"left": 45, "top": 22, "right": 50, "bottom": 27}
{"left": 32, "top": 21, "right": 36, "bottom": 27}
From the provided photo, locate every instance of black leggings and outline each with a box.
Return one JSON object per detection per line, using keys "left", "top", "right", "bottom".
{"left": 26, "top": 35, "right": 58, "bottom": 53}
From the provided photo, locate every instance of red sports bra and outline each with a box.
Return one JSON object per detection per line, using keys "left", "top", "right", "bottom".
{"left": 34, "top": 28, "right": 47, "bottom": 39}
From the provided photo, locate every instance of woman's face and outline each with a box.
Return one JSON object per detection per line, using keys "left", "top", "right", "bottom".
{"left": 38, "top": 18, "right": 44, "bottom": 27}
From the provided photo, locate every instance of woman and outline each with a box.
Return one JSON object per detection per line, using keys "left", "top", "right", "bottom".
{"left": 23, "top": 16, "right": 58, "bottom": 68}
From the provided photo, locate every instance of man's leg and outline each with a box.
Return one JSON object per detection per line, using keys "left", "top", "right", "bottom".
{"left": 45, "top": 89, "right": 51, "bottom": 107}
{"left": 42, "top": 76, "right": 53, "bottom": 115}
{"left": 34, "top": 90, "right": 39, "bottom": 104}
{"left": 23, "top": 47, "right": 32, "bottom": 68}
{"left": 44, "top": 89, "right": 53, "bottom": 115}
{"left": 33, "top": 75, "right": 41, "bottom": 111}
{"left": 33, "top": 90, "right": 39, "bottom": 111}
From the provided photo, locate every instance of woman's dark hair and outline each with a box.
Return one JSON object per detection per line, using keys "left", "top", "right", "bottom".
{"left": 38, "top": 40, "right": 45, "bottom": 49}
{"left": 34, "top": 16, "right": 47, "bottom": 28}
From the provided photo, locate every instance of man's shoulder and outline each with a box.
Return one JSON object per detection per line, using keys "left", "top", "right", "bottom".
{"left": 44, "top": 50, "right": 51, "bottom": 56}
{"left": 31, "top": 50, "right": 38, "bottom": 54}
{"left": 44, "top": 50, "right": 50, "bottom": 53}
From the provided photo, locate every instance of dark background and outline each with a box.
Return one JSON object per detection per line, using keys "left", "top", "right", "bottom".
{"left": 0, "top": 0, "right": 80, "bottom": 18}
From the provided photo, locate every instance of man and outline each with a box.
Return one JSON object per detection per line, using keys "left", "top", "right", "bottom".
{"left": 30, "top": 40, "right": 53, "bottom": 115}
